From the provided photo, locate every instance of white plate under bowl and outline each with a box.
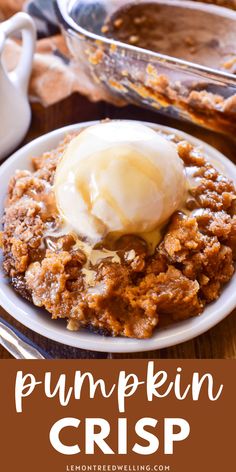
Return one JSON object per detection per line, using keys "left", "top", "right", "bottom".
{"left": 0, "top": 120, "right": 236, "bottom": 353}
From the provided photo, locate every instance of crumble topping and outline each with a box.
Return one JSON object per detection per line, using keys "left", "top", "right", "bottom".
{"left": 1, "top": 131, "right": 235, "bottom": 338}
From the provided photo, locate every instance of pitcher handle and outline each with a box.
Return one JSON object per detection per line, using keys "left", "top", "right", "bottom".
{"left": 0, "top": 12, "right": 36, "bottom": 95}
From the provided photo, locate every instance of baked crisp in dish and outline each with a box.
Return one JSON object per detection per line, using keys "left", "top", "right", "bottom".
{"left": 1, "top": 124, "right": 236, "bottom": 339}
{"left": 96, "top": 2, "right": 236, "bottom": 136}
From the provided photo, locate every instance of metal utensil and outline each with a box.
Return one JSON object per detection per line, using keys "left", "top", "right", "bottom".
{"left": 0, "top": 316, "right": 51, "bottom": 359}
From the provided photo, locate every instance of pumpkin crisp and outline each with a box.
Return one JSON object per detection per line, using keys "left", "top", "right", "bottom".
{"left": 1, "top": 132, "right": 235, "bottom": 338}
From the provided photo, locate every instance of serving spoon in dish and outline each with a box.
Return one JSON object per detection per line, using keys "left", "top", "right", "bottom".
{"left": 56, "top": 0, "right": 236, "bottom": 136}
{"left": 70, "top": 0, "right": 236, "bottom": 71}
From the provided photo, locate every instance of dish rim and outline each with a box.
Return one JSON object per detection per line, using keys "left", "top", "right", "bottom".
{"left": 55, "top": 0, "right": 236, "bottom": 86}
{"left": 0, "top": 119, "right": 236, "bottom": 353}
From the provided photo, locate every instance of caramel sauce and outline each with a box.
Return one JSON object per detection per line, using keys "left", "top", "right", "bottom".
{"left": 75, "top": 147, "right": 164, "bottom": 231}
{"left": 28, "top": 187, "right": 58, "bottom": 221}
{"left": 95, "top": 186, "right": 130, "bottom": 228}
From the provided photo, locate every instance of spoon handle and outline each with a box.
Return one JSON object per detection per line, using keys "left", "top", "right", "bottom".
{"left": 0, "top": 317, "right": 52, "bottom": 359}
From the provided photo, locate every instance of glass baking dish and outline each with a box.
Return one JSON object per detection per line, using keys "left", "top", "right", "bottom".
{"left": 55, "top": 0, "right": 236, "bottom": 137}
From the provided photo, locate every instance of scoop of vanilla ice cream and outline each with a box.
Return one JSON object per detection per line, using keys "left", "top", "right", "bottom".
{"left": 55, "top": 121, "right": 186, "bottom": 242}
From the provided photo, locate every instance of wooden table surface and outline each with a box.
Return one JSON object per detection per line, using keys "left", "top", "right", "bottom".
{"left": 0, "top": 94, "right": 236, "bottom": 359}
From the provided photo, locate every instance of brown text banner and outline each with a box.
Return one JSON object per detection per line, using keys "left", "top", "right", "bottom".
{"left": 0, "top": 360, "right": 234, "bottom": 472}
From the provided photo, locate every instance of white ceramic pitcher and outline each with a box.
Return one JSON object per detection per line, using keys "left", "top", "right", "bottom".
{"left": 0, "top": 13, "right": 36, "bottom": 160}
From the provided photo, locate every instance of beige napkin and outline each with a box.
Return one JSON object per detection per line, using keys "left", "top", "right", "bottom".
{"left": 0, "top": 0, "right": 24, "bottom": 19}
{"left": 0, "top": 0, "right": 112, "bottom": 106}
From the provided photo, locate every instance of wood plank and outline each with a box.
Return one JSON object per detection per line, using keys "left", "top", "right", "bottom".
{"left": 1, "top": 94, "right": 235, "bottom": 358}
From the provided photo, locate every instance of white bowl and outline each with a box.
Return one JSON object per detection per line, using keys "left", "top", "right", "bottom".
{"left": 0, "top": 120, "right": 236, "bottom": 353}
